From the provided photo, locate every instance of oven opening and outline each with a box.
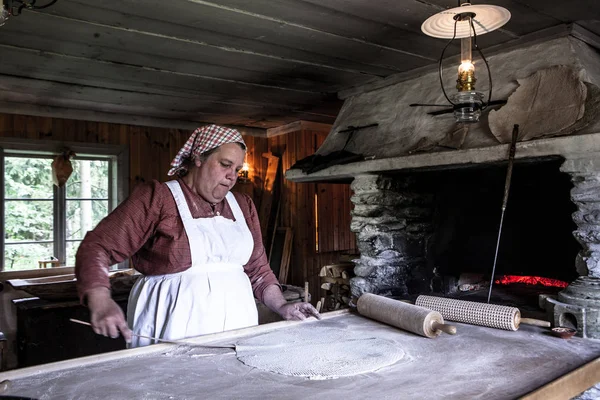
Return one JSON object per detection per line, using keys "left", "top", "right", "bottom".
{"left": 422, "top": 157, "right": 579, "bottom": 312}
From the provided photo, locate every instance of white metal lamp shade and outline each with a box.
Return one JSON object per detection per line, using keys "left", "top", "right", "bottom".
{"left": 421, "top": 4, "right": 511, "bottom": 39}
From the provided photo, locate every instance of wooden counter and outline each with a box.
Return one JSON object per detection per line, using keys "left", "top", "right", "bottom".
{"left": 12, "top": 296, "right": 128, "bottom": 367}
{"left": 10, "top": 285, "right": 306, "bottom": 368}
{"left": 1, "top": 310, "right": 599, "bottom": 400}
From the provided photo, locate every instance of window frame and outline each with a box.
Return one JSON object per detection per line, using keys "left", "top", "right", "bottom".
{"left": 0, "top": 138, "right": 128, "bottom": 275}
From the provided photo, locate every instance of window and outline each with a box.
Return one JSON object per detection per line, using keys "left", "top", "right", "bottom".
{"left": 66, "top": 158, "right": 111, "bottom": 266}
{"left": 0, "top": 139, "right": 128, "bottom": 272}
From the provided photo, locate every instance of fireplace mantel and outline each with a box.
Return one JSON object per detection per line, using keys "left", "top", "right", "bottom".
{"left": 286, "top": 131, "right": 600, "bottom": 183}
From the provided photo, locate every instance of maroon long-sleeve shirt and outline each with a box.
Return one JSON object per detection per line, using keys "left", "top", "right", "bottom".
{"left": 75, "top": 178, "right": 279, "bottom": 303}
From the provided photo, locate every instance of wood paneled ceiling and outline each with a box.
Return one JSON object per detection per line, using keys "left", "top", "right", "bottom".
{"left": 0, "top": 0, "right": 598, "bottom": 130}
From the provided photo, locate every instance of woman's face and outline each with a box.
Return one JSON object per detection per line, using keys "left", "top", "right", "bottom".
{"left": 192, "top": 143, "right": 245, "bottom": 203}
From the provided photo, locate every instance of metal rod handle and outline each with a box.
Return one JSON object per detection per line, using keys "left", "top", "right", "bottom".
{"left": 488, "top": 124, "right": 519, "bottom": 303}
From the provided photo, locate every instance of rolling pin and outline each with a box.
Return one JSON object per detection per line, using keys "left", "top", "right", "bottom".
{"left": 415, "top": 295, "right": 551, "bottom": 331}
{"left": 356, "top": 293, "right": 457, "bottom": 338}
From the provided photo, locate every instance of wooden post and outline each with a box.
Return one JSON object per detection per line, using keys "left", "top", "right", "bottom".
{"left": 258, "top": 152, "right": 280, "bottom": 257}
{"left": 304, "top": 281, "right": 309, "bottom": 304}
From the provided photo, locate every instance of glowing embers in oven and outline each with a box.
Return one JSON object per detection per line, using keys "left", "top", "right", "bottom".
{"left": 495, "top": 275, "right": 568, "bottom": 288}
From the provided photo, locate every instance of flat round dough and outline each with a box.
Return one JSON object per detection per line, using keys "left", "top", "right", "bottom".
{"left": 235, "top": 325, "right": 406, "bottom": 379}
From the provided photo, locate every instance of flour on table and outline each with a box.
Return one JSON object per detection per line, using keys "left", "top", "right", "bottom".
{"left": 235, "top": 325, "right": 407, "bottom": 379}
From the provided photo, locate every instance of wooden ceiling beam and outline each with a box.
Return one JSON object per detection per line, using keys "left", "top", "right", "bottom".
{"left": 39, "top": 2, "right": 433, "bottom": 74}
{"left": 0, "top": 76, "right": 323, "bottom": 112}
{"left": 24, "top": 10, "right": 399, "bottom": 78}
{"left": 0, "top": 45, "right": 341, "bottom": 106}
{"left": 0, "top": 99, "right": 307, "bottom": 132}
{"left": 0, "top": 30, "right": 376, "bottom": 93}
{"left": 183, "top": 0, "right": 437, "bottom": 61}
{"left": 0, "top": 43, "right": 325, "bottom": 95}
{"left": 0, "top": 75, "right": 339, "bottom": 126}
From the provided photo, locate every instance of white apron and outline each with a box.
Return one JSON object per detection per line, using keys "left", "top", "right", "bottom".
{"left": 127, "top": 180, "right": 258, "bottom": 347}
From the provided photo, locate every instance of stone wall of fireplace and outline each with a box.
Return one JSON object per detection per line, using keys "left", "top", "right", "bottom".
{"left": 350, "top": 174, "right": 434, "bottom": 298}
{"left": 561, "top": 153, "right": 600, "bottom": 278}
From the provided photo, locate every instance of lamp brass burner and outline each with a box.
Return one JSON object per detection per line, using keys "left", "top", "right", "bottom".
{"left": 457, "top": 68, "right": 477, "bottom": 92}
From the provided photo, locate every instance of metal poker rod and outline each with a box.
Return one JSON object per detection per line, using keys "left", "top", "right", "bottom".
{"left": 70, "top": 318, "right": 235, "bottom": 349}
{"left": 487, "top": 124, "right": 519, "bottom": 303}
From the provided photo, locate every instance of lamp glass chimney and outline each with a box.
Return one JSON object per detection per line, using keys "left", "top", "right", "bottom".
{"left": 458, "top": 36, "right": 473, "bottom": 77}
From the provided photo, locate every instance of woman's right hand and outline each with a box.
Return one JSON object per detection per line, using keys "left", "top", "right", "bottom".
{"left": 85, "top": 287, "right": 132, "bottom": 343}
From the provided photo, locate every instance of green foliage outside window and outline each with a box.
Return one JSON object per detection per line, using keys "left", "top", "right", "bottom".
{"left": 4, "top": 156, "right": 110, "bottom": 270}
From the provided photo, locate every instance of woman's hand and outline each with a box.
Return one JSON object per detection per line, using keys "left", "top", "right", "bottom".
{"left": 262, "top": 284, "right": 321, "bottom": 321}
{"left": 276, "top": 302, "right": 322, "bottom": 321}
{"left": 86, "top": 287, "right": 132, "bottom": 343}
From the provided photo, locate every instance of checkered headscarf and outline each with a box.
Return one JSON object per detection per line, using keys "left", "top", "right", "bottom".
{"left": 168, "top": 124, "right": 246, "bottom": 176}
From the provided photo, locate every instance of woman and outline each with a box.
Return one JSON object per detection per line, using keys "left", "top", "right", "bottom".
{"left": 76, "top": 124, "right": 319, "bottom": 346}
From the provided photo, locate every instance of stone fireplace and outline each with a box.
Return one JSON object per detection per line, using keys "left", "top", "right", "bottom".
{"left": 349, "top": 157, "right": 580, "bottom": 299}
{"left": 348, "top": 154, "right": 600, "bottom": 337}
{"left": 286, "top": 27, "right": 600, "bottom": 338}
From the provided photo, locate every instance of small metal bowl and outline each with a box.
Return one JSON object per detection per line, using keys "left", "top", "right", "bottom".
{"left": 551, "top": 327, "right": 577, "bottom": 339}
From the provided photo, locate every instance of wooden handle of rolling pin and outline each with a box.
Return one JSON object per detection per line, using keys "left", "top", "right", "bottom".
{"left": 398, "top": 298, "right": 457, "bottom": 334}
{"left": 431, "top": 321, "right": 457, "bottom": 335}
{"left": 519, "top": 317, "right": 551, "bottom": 328}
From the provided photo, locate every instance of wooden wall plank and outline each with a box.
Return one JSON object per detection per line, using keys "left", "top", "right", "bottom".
{"left": 37, "top": 116, "right": 52, "bottom": 140}
{"left": 0, "top": 114, "right": 12, "bottom": 136}
{"left": 140, "top": 127, "right": 153, "bottom": 184}
{"left": 311, "top": 129, "right": 356, "bottom": 254}
{"left": 345, "top": 185, "right": 354, "bottom": 250}
{"left": 12, "top": 115, "right": 25, "bottom": 136}
{"left": 267, "top": 125, "right": 357, "bottom": 303}
{"left": 118, "top": 124, "right": 128, "bottom": 147}
{"left": 62, "top": 118, "right": 77, "bottom": 142}
{"left": 258, "top": 153, "right": 280, "bottom": 247}
{"left": 0, "top": 112, "right": 193, "bottom": 195}
{"left": 97, "top": 122, "right": 109, "bottom": 145}
{"left": 333, "top": 183, "right": 341, "bottom": 252}
{"left": 128, "top": 125, "right": 141, "bottom": 188}
{"left": 50, "top": 118, "right": 65, "bottom": 142}
{"left": 24, "top": 115, "right": 37, "bottom": 140}
{"left": 0, "top": 114, "right": 10, "bottom": 135}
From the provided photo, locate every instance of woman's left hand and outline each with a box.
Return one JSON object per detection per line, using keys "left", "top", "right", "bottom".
{"left": 277, "top": 302, "right": 322, "bottom": 321}
{"left": 262, "top": 284, "right": 322, "bottom": 321}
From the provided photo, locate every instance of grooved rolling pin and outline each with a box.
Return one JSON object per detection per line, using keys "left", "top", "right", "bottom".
{"left": 357, "top": 293, "right": 457, "bottom": 338}
{"left": 415, "top": 295, "right": 551, "bottom": 331}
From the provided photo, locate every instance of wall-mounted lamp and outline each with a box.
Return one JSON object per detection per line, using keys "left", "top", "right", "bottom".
{"left": 238, "top": 161, "right": 250, "bottom": 182}
{"left": 0, "top": 0, "right": 58, "bottom": 26}
{"left": 421, "top": 2, "right": 511, "bottom": 123}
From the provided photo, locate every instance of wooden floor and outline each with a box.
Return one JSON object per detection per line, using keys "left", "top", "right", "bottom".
{"left": 1, "top": 310, "right": 599, "bottom": 400}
